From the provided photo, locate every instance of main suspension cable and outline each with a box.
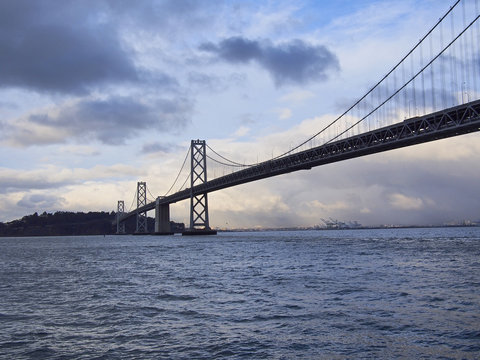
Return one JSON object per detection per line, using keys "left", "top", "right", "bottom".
{"left": 270, "top": 0, "right": 461, "bottom": 160}
{"left": 128, "top": 189, "right": 137, "bottom": 212}
{"left": 206, "top": 144, "right": 255, "bottom": 167}
{"left": 324, "top": 13, "right": 480, "bottom": 146}
{"left": 146, "top": 185, "right": 156, "bottom": 202}
{"left": 164, "top": 147, "right": 191, "bottom": 197}
{"left": 206, "top": 154, "right": 250, "bottom": 168}
{"left": 179, "top": 171, "right": 190, "bottom": 191}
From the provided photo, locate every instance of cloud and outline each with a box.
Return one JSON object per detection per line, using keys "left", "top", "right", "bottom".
{"left": 187, "top": 72, "right": 247, "bottom": 92}
{"left": 0, "top": 164, "right": 141, "bottom": 194}
{"left": 304, "top": 199, "right": 350, "bottom": 212}
{"left": 5, "top": 96, "right": 193, "bottom": 146}
{"left": 280, "top": 90, "right": 315, "bottom": 104}
{"left": 0, "top": 0, "right": 144, "bottom": 94}
{"left": 17, "top": 193, "right": 65, "bottom": 210}
{"left": 276, "top": 108, "right": 292, "bottom": 120}
{"left": 106, "top": 0, "right": 217, "bottom": 35}
{"left": 388, "top": 193, "right": 425, "bottom": 210}
{"left": 141, "top": 142, "right": 182, "bottom": 155}
{"left": 199, "top": 37, "right": 340, "bottom": 86}
{"left": 233, "top": 126, "right": 250, "bottom": 138}
{"left": 60, "top": 145, "right": 100, "bottom": 157}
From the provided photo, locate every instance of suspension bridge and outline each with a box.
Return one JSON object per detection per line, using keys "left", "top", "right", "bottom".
{"left": 115, "top": 0, "right": 480, "bottom": 235}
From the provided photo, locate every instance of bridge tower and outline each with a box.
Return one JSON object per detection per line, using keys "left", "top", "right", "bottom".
{"left": 186, "top": 139, "right": 215, "bottom": 234}
{"left": 136, "top": 181, "right": 148, "bottom": 233}
{"left": 116, "top": 200, "right": 125, "bottom": 234}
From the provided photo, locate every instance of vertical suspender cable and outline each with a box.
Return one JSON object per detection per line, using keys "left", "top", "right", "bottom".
{"left": 402, "top": 61, "right": 407, "bottom": 118}
{"left": 429, "top": 35, "right": 436, "bottom": 111}
{"left": 420, "top": 42, "right": 426, "bottom": 113}
{"left": 411, "top": 50, "right": 417, "bottom": 116}
{"left": 451, "top": 10, "right": 458, "bottom": 105}
{"left": 471, "top": 0, "right": 479, "bottom": 96}
{"left": 440, "top": 20, "right": 447, "bottom": 107}
{"left": 474, "top": 0, "right": 480, "bottom": 96}
{"left": 462, "top": 0, "right": 469, "bottom": 102}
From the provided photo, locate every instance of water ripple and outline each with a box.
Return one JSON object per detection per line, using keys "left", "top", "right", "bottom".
{"left": 0, "top": 228, "right": 479, "bottom": 359}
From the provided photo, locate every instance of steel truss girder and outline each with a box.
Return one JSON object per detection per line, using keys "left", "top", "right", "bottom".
{"left": 136, "top": 181, "right": 148, "bottom": 233}
{"left": 189, "top": 140, "right": 210, "bottom": 230}
{"left": 117, "top": 99, "right": 480, "bottom": 223}
{"left": 186, "top": 100, "right": 480, "bottom": 195}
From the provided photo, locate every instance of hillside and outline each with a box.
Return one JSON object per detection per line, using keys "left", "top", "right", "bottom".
{"left": 0, "top": 211, "right": 185, "bottom": 236}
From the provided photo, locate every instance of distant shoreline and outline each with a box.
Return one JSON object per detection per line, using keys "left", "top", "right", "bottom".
{"left": 217, "top": 224, "right": 480, "bottom": 233}
{"left": 1, "top": 210, "right": 478, "bottom": 237}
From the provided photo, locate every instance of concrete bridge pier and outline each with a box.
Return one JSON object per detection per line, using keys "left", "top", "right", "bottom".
{"left": 155, "top": 197, "right": 173, "bottom": 235}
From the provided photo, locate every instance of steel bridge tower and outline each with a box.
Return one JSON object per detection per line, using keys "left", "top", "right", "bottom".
{"left": 136, "top": 181, "right": 148, "bottom": 233}
{"left": 189, "top": 140, "right": 211, "bottom": 230}
{"left": 116, "top": 200, "right": 125, "bottom": 234}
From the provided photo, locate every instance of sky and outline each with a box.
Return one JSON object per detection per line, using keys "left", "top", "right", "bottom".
{"left": 1, "top": 0, "right": 479, "bottom": 228}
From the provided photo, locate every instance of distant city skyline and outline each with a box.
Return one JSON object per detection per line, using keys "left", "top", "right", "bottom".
{"left": 1, "top": 0, "right": 479, "bottom": 228}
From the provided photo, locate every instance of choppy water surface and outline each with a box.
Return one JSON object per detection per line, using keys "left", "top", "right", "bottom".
{"left": 1, "top": 227, "right": 479, "bottom": 359}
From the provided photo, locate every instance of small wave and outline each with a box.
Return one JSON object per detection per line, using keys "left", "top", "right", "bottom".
{"left": 24, "top": 346, "right": 56, "bottom": 358}
{"left": 452, "top": 330, "right": 480, "bottom": 340}
{"left": 233, "top": 314, "right": 295, "bottom": 323}
{"left": 284, "top": 304, "right": 303, "bottom": 310}
{"left": 333, "top": 288, "right": 363, "bottom": 295}
{"left": 0, "top": 312, "right": 38, "bottom": 321}
{"left": 1, "top": 340, "right": 29, "bottom": 349}
{"left": 421, "top": 295, "right": 445, "bottom": 303}
{"left": 177, "top": 309, "right": 201, "bottom": 316}
{"left": 289, "top": 342, "right": 310, "bottom": 351}
{"left": 139, "top": 306, "right": 166, "bottom": 317}
{"left": 157, "top": 293, "right": 197, "bottom": 301}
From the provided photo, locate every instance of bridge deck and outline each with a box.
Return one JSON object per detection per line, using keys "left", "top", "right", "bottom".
{"left": 119, "top": 99, "right": 480, "bottom": 222}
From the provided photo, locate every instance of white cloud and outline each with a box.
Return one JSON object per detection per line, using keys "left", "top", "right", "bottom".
{"left": 276, "top": 107, "right": 292, "bottom": 120}
{"left": 389, "top": 193, "right": 424, "bottom": 210}
{"left": 0, "top": 164, "right": 142, "bottom": 194}
{"left": 280, "top": 90, "right": 315, "bottom": 104}
{"left": 233, "top": 126, "right": 250, "bottom": 137}
{"left": 243, "top": 2, "right": 302, "bottom": 38}
{"left": 304, "top": 199, "right": 350, "bottom": 212}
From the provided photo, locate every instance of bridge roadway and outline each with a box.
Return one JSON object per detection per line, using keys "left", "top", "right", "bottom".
{"left": 119, "top": 99, "right": 480, "bottom": 222}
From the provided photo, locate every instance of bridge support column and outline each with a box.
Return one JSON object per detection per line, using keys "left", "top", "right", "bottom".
{"left": 183, "top": 140, "right": 216, "bottom": 235}
{"left": 155, "top": 197, "right": 173, "bottom": 235}
{"left": 136, "top": 181, "right": 148, "bottom": 234}
{"left": 116, "top": 200, "right": 125, "bottom": 234}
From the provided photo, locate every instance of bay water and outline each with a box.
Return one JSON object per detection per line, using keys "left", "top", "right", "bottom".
{"left": 1, "top": 227, "right": 479, "bottom": 359}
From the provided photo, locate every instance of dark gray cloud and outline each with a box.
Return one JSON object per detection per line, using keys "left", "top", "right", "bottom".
{"left": 199, "top": 37, "right": 340, "bottom": 86}
{"left": 187, "top": 71, "right": 246, "bottom": 93}
{"left": 0, "top": 177, "right": 68, "bottom": 195}
{"left": 17, "top": 193, "right": 65, "bottom": 210}
{"left": 106, "top": 0, "right": 214, "bottom": 31}
{"left": 9, "top": 96, "right": 193, "bottom": 146}
{"left": 0, "top": 0, "right": 178, "bottom": 94}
